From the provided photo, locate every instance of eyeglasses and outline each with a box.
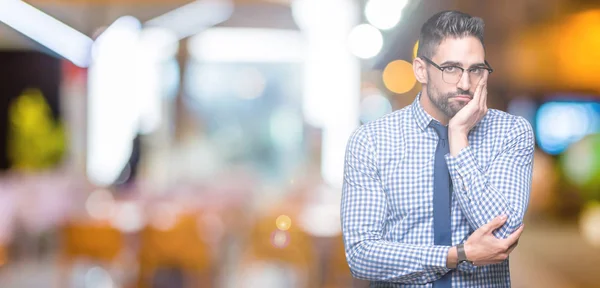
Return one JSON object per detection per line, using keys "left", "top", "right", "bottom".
{"left": 420, "top": 56, "right": 493, "bottom": 84}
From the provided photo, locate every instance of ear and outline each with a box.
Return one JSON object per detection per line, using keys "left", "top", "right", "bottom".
{"left": 413, "top": 57, "right": 428, "bottom": 85}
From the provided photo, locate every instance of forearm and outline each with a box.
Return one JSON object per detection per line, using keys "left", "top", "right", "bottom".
{"left": 345, "top": 236, "right": 452, "bottom": 283}
{"left": 454, "top": 174, "right": 521, "bottom": 239}
{"left": 448, "top": 131, "right": 468, "bottom": 157}
{"left": 447, "top": 131, "right": 514, "bottom": 233}
{"left": 446, "top": 129, "right": 531, "bottom": 239}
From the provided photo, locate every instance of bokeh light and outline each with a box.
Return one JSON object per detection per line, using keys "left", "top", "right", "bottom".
{"left": 536, "top": 102, "right": 600, "bottom": 155}
{"left": 556, "top": 10, "right": 600, "bottom": 91}
{"left": 276, "top": 215, "right": 292, "bottom": 231}
{"left": 85, "top": 189, "right": 115, "bottom": 220}
{"left": 150, "top": 203, "right": 179, "bottom": 231}
{"left": 348, "top": 24, "right": 383, "bottom": 59}
{"left": 84, "top": 266, "right": 114, "bottom": 288}
{"left": 562, "top": 134, "right": 600, "bottom": 199}
{"left": 364, "top": 0, "right": 408, "bottom": 30}
{"left": 271, "top": 230, "right": 290, "bottom": 249}
{"left": 383, "top": 60, "right": 416, "bottom": 94}
{"left": 110, "top": 202, "right": 144, "bottom": 233}
{"left": 360, "top": 91, "right": 393, "bottom": 124}
{"left": 298, "top": 203, "right": 341, "bottom": 237}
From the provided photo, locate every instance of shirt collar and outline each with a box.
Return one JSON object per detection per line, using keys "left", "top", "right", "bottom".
{"left": 411, "top": 92, "right": 435, "bottom": 131}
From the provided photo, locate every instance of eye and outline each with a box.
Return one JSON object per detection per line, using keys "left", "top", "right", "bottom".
{"left": 469, "top": 68, "right": 484, "bottom": 75}
{"left": 444, "top": 66, "right": 457, "bottom": 73}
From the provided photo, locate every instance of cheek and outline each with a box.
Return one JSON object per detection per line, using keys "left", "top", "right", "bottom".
{"left": 432, "top": 82, "right": 454, "bottom": 97}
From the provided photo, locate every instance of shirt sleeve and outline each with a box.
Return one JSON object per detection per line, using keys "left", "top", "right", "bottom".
{"left": 341, "top": 125, "right": 452, "bottom": 284}
{"left": 445, "top": 116, "right": 535, "bottom": 239}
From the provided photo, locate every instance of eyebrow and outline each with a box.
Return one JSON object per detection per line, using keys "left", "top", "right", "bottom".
{"left": 469, "top": 63, "right": 488, "bottom": 68}
{"left": 439, "top": 61, "right": 462, "bottom": 67}
{"left": 439, "top": 61, "right": 487, "bottom": 68}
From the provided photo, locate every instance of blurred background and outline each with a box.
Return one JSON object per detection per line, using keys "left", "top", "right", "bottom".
{"left": 0, "top": 0, "right": 599, "bottom": 287}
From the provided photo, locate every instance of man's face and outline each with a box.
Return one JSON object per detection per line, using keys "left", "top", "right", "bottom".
{"left": 426, "top": 36, "right": 486, "bottom": 118}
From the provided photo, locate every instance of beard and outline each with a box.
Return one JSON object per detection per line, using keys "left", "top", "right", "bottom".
{"left": 426, "top": 80, "right": 473, "bottom": 118}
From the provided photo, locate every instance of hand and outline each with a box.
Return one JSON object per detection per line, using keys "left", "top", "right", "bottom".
{"left": 463, "top": 215, "right": 524, "bottom": 266}
{"left": 448, "top": 70, "right": 489, "bottom": 135}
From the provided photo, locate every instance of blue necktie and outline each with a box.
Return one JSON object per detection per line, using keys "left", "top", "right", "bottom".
{"left": 430, "top": 121, "right": 452, "bottom": 287}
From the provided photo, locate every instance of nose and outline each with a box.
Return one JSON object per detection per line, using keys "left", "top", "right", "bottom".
{"left": 456, "top": 71, "right": 471, "bottom": 92}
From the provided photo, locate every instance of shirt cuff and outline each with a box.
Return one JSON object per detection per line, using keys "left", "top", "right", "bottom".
{"left": 457, "top": 260, "right": 477, "bottom": 273}
{"left": 421, "top": 245, "right": 452, "bottom": 274}
{"left": 445, "top": 145, "right": 481, "bottom": 182}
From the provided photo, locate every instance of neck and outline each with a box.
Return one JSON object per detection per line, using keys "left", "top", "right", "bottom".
{"left": 420, "top": 88, "right": 450, "bottom": 125}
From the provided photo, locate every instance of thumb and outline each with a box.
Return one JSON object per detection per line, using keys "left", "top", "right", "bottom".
{"left": 481, "top": 215, "right": 508, "bottom": 234}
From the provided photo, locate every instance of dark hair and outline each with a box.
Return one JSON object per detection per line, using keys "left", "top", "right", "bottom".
{"left": 417, "top": 10, "right": 485, "bottom": 59}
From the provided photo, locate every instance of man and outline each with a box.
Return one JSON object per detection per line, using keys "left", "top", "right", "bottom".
{"left": 341, "top": 10, "right": 534, "bottom": 287}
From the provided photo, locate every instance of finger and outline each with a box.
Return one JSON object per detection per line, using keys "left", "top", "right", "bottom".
{"left": 507, "top": 239, "right": 519, "bottom": 254}
{"left": 504, "top": 224, "right": 525, "bottom": 246}
{"left": 479, "top": 77, "right": 488, "bottom": 109}
{"left": 476, "top": 70, "right": 488, "bottom": 108}
{"left": 480, "top": 215, "right": 508, "bottom": 234}
{"left": 472, "top": 75, "right": 485, "bottom": 103}
{"left": 482, "top": 69, "right": 489, "bottom": 82}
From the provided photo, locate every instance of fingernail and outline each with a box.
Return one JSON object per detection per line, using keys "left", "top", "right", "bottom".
{"left": 500, "top": 215, "right": 507, "bottom": 220}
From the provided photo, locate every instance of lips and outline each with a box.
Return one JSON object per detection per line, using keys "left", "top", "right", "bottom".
{"left": 453, "top": 95, "right": 472, "bottom": 100}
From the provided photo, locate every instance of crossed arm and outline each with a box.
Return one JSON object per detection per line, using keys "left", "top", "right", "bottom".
{"left": 341, "top": 117, "right": 534, "bottom": 283}
{"left": 446, "top": 116, "right": 534, "bottom": 239}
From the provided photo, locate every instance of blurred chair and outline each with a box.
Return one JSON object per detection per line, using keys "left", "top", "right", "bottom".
{"left": 59, "top": 221, "right": 124, "bottom": 287}
{"left": 238, "top": 210, "right": 318, "bottom": 288}
{"left": 137, "top": 213, "right": 214, "bottom": 288}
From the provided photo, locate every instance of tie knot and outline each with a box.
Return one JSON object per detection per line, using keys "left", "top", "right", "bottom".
{"left": 430, "top": 121, "right": 448, "bottom": 139}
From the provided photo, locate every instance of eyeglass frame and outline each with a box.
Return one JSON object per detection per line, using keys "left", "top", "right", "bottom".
{"left": 419, "top": 56, "right": 494, "bottom": 84}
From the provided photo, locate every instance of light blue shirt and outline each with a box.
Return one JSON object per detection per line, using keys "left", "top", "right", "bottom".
{"left": 341, "top": 93, "right": 534, "bottom": 287}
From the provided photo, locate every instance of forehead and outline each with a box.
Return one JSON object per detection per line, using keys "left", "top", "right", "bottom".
{"left": 432, "top": 36, "right": 485, "bottom": 65}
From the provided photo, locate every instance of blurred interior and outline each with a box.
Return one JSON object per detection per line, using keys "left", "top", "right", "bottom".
{"left": 0, "top": 0, "right": 600, "bottom": 287}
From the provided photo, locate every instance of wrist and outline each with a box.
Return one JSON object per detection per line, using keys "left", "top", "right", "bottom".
{"left": 457, "top": 243, "right": 472, "bottom": 265}
{"left": 448, "top": 124, "right": 468, "bottom": 136}
{"left": 446, "top": 246, "right": 458, "bottom": 269}
{"left": 448, "top": 131, "right": 468, "bottom": 156}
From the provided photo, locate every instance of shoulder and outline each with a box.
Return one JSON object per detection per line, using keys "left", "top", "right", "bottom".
{"left": 348, "top": 107, "right": 410, "bottom": 147}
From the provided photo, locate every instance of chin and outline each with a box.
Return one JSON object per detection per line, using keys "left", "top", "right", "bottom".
{"left": 444, "top": 103, "right": 462, "bottom": 115}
